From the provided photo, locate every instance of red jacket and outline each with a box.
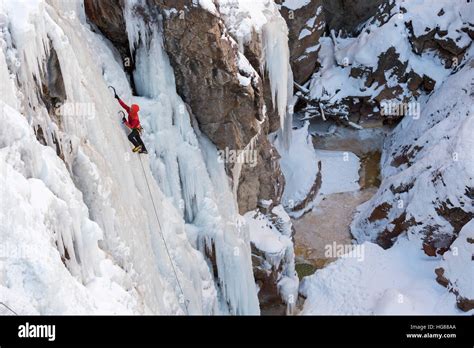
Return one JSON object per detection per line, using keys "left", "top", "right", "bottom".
{"left": 118, "top": 98, "right": 141, "bottom": 129}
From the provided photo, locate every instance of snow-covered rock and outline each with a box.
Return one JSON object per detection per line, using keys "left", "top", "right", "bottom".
{"left": 436, "top": 220, "right": 474, "bottom": 311}
{"left": 300, "top": 237, "right": 468, "bottom": 315}
{"left": 245, "top": 205, "right": 298, "bottom": 313}
{"left": 302, "top": 0, "right": 472, "bottom": 126}
{"left": 300, "top": 31, "right": 474, "bottom": 317}
{"left": 351, "top": 50, "right": 474, "bottom": 254}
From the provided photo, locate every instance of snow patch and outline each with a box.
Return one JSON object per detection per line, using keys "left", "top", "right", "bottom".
{"left": 301, "top": 237, "right": 466, "bottom": 315}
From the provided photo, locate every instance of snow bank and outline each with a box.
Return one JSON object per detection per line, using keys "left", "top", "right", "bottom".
{"left": 440, "top": 220, "right": 474, "bottom": 301}
{"left": 273, "top": 122, "right": 319, "bottom": 207}
{"left": 300, "top": 237, "right": 465, "bottom": 315}
{"left": 317, "top": 150, "right": 360, "bottom": 195}
{"left": 281, "top": 0, "right": 311, "bottom": 11}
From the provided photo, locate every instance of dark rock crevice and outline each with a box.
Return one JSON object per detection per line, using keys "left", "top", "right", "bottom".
{"left": 84, "top": 0, "right": 137, "bottom": 93}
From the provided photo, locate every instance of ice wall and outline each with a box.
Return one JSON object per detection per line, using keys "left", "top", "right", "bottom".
{"left": 0, "top": 0, "right": 215, "bottom": 314}
{"left": 123, "top": 2, "right": 260, "bottom": 314}
{"left": 0, "top": 0, "right": 261, "bottom": 315}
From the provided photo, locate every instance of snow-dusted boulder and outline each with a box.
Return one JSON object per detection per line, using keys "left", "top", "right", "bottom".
{"left": 436, "top": 220, "right": 474, "bottom": 312}
{"left": 303, "top": 0, "right": 472, "bottom": 126}
{"left": 351, "top": 54, "right": 473, "bottom": 255}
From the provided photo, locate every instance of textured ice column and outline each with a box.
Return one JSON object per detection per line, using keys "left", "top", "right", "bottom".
{"left": 128, "top": 7, "right": 260, "bottom": 313}
{"left": 261, "top": 15, "right": 294, "bottom": 149}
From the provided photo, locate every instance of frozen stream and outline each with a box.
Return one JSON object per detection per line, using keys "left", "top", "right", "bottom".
{"left": 282, "top": 119, "right": 388, "bottom": 277}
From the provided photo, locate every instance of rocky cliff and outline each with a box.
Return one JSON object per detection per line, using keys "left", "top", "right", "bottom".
{"left": 278, "top": 0, "right": 472, "bottom": 127}
{"left": 85, "top": 0, "right": 288, "bottom": 214}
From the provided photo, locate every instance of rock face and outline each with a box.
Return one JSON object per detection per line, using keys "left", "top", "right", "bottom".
{"left": 290, "top": 1, "right": 472, "bottom": 128}
{"left": 246, "top": 206, "right": 298, "bottom": 315}
{"left": 84, "top": 0, "right": 130, "bottom": 61}
{"left": 408, "top": 24, "right": 471, "bottom": 68}
{"left": 237, "top": 136, "right": 285, "bottom": 213}
{"left": 159, "top": 3, "right": 262, "bottom": 151}
{"left": 84, "top": 0, "right": 136, "bottom": 89}
{"left": 158, "top": 2, "right": 285, "bottom": 213}
{"left": 32, "top": 43, "right": 67, "bottom": 161}
{"left": 85, "top": 0, "right": 286, "bottom": 214}
{"left": 277, "top": 0, "right": 325, "bottom": 84}
{"left": 84, "top": 0, "right": 128, "bottom": 52}
{"left": 435, "top": 220, "right": 474, "bottom": 312}
{"left": 321, "top": 0, "right": 388, "bottom": 35}
{"left": 277, "top": 0, "right": 391, "bottom": 85}
{"left": 252, "top": 245, "right": 286, "bottom": 314}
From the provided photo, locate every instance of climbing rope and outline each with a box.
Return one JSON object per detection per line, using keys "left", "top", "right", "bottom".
{"left": 109, "top": 87, "right": 190, "bottom": 314}
{"left": 137, "top": 154, "right": 190, "bottom": 315}
{"left": 0, "top": 301, "right": 18, "bottom": 315}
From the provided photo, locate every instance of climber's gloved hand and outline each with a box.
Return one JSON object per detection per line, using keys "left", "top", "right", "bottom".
{"left": 114, "top": 92, "right": 119, "bottom": 99}
{"left": 121, "top": 117, "right": 126, "bottom": 124}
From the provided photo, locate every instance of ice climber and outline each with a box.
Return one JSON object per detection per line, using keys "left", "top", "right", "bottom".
{"left": 113, "top": 90, "right": 148, "bottom": 154}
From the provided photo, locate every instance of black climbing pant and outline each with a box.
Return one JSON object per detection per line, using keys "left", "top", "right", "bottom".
{"left": 128, "top": 128, "right": 147, "bottom": 151}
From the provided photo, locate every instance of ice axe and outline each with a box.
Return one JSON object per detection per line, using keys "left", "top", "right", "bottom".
{"left": 108, "top": 85, "right": 119, "bottom": 99}
{"left": 118, "top": 110, "right": 127, "bottom": 125}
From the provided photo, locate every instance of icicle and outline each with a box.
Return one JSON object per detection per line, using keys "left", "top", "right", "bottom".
{"left": 231, "top": 130, "right": 260, "bottom": 200}
{"left": 261, "top": 16, "right": 293, "bottom": 150}
{"left": 123, "top": 0, "right": 150, "bottom": 55}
